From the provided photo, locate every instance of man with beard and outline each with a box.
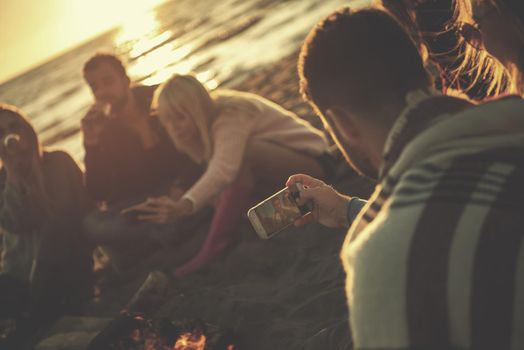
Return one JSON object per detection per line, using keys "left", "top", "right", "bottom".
{"left": 288, "top": 7, "right": 524, "bottom": 349}
{"left": 81, "top": 54, "right": 202, "bottom": 272}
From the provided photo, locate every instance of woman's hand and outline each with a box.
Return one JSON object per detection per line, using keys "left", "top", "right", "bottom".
{"left": 125, "top": 196, "right": 194, "bottom": 224}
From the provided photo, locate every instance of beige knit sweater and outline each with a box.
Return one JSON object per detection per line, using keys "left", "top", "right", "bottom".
{"left": 183, "top": 92, "right": 329, "bottom": 211}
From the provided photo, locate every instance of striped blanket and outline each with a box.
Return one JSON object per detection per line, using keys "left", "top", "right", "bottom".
{"left": 341, "top": 93, "right": 524, "bottom": 349}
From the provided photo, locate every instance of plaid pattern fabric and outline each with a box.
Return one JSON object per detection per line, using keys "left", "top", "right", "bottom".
{"left": 341, "top": 95, "right": 524, "bottom": 349}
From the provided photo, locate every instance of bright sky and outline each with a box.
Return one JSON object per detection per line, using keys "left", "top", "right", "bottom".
{"left": 0, "top": 0, "right": 166, "bottom": 84}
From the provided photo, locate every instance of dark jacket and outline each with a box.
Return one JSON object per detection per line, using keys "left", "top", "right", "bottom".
{"left": 0, "top": 151, "right": 92, "bottom": 285}
{"left": 84, "top": 85, "right": 201, "bottom": 203}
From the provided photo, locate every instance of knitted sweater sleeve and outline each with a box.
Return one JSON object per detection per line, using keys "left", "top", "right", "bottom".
{"left": 183, "top": 115, "right": 252, "bottom": 211}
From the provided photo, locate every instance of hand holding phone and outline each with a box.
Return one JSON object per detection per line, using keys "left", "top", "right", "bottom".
{"left": 286, "top": 174, "right": 352, "bottom": 229}
{"left": 247, "top": 183, "right": 311, "bottom": 239}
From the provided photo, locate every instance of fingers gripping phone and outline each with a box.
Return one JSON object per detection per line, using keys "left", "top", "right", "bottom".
{"left": 247, "top": 183, "right": 310, "bottom": 239}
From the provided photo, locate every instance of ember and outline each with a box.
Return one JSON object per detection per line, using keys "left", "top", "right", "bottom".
{"left": 86, "top": 272, "right": 237, "bottom": 350}
{"left": 86, "top": 313, "right": 237, "bottom": 350}
{"left": 173, "top": 332, "right": 206, "bottom": 350}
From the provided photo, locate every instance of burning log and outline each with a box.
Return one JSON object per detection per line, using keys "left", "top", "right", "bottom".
{"left": 86, "top": 314, "right": 236, "bottom": 350}
{"left": 85, "top": 313, "right": 149, "bottom": 350}
{"left": 86, "top": 272, "right": 238, "bottom": 350}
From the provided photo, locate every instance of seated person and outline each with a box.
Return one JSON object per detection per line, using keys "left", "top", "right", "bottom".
{"left": 0, "top": 104, "right": 93, "bottom": 344}
{"left": 129, "top": 74, "right": 333, "bottom": 277}
{"left": 288, "top": 6, "right": 524, "bottom": 348}
{"left": 80, "top": 54, "right": 202, "bottom": 271}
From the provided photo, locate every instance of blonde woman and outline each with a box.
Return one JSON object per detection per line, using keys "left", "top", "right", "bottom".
{"left": 454, "top": 0, "right": 524, "bottom": 95}
{"left": 131, "top": 74, "right": 331, "bottom": 277}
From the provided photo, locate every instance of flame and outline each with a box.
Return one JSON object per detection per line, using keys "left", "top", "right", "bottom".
{"left": 173, "top": 332, "right": 206, "bottom": 350}
{"left": 144, "top": 331, "right": 171, "bottom": 350}
{"left": 130, "top": 329, "right": 142, "bottom": 342}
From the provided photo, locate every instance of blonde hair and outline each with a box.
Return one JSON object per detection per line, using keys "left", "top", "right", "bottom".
{"left": 453, "top": 0, "right": 522, "bottom": 95}
{"left": 154, "top": 74, "right": 262, "bottom": 163}
{"left": 154, "top": 74, "right": 215, "bottom": 163}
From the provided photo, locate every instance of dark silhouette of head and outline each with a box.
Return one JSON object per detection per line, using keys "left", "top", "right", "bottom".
{"left": 0, "top": 103, "right": 41, "bottom": 161}
{"left": 299, "top": 7, "right": 431, "bottom": 178}
{"left": 83, "top": 53, "right": 129, "bottom": 81}
{"left": 299, "top": 7, "right": 431, "bottom": 120}
{"left": 83, "top": 53, "right": 131, "bottom": 112}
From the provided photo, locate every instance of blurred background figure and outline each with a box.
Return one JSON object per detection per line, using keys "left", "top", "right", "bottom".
{"left": 80, "top": 53, "right": 202, "bottom": 273}
{"left": 131, "top": 74, "right": 333, "bottom": 277}
{"left": 81, "top": 53, "right": 200, "bottom": 203}
{"left": 0, "top": 104, "right": 93, "bottom": 347}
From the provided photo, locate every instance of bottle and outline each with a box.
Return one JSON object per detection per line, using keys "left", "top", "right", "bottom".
{"left": 83, "top": 102, "right": 111, "bottom": 128}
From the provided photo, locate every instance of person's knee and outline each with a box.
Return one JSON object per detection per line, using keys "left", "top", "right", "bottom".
{"left": 82, "top": 209, "right": 124, "bottom": 243}
{"left": 198, "top": 238, "right": 231, "bottom": 263}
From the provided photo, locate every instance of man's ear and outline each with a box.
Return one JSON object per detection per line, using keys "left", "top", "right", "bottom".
{"left": 325, "top": 106, "right": 360, "bottom": 141}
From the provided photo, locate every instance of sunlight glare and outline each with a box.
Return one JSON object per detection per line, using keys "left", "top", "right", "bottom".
{"left": 128, "top": 44, "right": 193, "bottom": 80}
{"left": 115, "top": 10, "right": 160, "bottom": 47}
{"left": 141, "top": 56, "right": 199, "bottom": 86}
{"left": 205, "top": 79, "right": 219, "bottom": 90}
{"left": 129, "top": 30, "right": 173, "bottom": 59}
{"left": 196, "top": 71, "right": 219, "bottom": 90}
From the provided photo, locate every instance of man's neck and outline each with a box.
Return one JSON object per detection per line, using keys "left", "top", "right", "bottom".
{"left": 365, "top": 106, "right": 405, "bottom": 173}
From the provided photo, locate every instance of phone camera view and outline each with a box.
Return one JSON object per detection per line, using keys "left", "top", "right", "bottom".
{"left": 248, "top": 184, "right": 307, "bottom": 239}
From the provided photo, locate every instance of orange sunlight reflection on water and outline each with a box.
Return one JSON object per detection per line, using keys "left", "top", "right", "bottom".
{"left": 116, "top": 7, "right": 218, "bottom": 90}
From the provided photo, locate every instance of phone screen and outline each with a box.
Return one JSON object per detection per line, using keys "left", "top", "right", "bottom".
{"left": 249, "top": 184, "right": 306, "bottom": 238}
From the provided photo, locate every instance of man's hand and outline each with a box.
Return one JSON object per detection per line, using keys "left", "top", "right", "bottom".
{"left": 121, "top": 196, "right": 193, "bottom": 224}
{"left": 287, "top": 173, "right": 351, "bottom": 229}
{"left": 81, "top": 103, "right": 109, "bottom": 146}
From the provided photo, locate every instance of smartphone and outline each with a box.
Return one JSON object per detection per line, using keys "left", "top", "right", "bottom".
{"left": 247, "top": 183, "right": 310, "bottom": 239}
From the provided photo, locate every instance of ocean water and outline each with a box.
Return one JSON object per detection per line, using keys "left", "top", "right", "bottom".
{"left": 0, "top": 0, "right": 368, "bottom": 166}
